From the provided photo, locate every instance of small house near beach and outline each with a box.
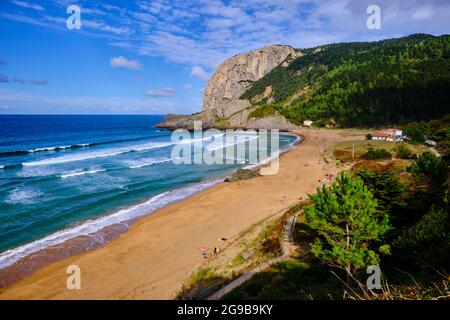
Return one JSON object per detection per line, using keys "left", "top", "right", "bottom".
{"left": 371, "top": 129, "right": 403, "bottom": 142}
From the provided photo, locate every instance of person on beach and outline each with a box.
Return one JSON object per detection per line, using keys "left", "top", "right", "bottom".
{"left": 200, "top": 247, "right": 208, "bottom": 259}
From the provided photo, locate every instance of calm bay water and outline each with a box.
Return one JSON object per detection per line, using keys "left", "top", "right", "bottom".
{"left": 0, "top": 115, "right": 297, "bottom": 269}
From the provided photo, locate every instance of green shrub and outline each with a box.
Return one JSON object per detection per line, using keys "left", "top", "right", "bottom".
{"left": 248, "top": 105, "right": 277, "bottom": 119}
{"left": 356, "top": 169, "right": 406, "bottom": 212}
{"left": 363, "top": 148, "right": 392, "bottom": 160}
{"left": 407, "top": 152, "right": 448, "bottom": 186}
{"left": 305, "top": 172, "right": 391, "bottom": 277}
{"left": 393, "top": 208, "right": 450, "bottom": 270}
{"left": 395, "top": 144, "right": 417, "bottom": 159}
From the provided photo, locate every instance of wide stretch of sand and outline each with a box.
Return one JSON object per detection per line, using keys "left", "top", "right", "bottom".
{"left": 0, "top": 128, "right": 362, "bottom": 300}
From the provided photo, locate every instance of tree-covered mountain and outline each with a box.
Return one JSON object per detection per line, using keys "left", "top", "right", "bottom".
{"left": 241, "top": 34, "right": 450, "bottom": 127}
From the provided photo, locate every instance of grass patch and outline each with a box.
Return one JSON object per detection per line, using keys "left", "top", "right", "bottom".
{"left": 248, "top": 105, "right": 278, "bottom": 120}
{"left": 363, "top": 148, "right": 392, "bottom": 160}
{"left": 325, "top": 140, "right": 429, "bottom": 163}
{"left": 223, "top": 259, "right": 343, "bottom": 300}
{"left": 177, "top": 267, "right": 227, "bottom": 300}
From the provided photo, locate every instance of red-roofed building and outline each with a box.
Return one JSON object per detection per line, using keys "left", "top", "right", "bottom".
{"left": 371, "top": 129, "right": 403, "bottom": 141}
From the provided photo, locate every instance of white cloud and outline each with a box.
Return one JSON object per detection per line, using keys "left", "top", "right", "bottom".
{"left": 144, "top": 88, "right": 175, "bottom": 97}
{"left": 190, "top": 66, "right": 209, "bottom": 80}
{"left": 412, "top": 7, "right": 434, "bottom": 20}
{"left": 12, "top": 1, "right": 45, "bottom": 11}
{"left": 184, "top": 84, "right": 193, "bottom": 89}
{"left": 110, "top": 56, "right": 143, "bottom": 70}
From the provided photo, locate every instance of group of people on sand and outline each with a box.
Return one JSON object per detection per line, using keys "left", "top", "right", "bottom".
{"left": 319, "top": 173, "right": 335, "bottom": 184}
{"left": 200, "top": 237, "right": 228, "bottom": 259}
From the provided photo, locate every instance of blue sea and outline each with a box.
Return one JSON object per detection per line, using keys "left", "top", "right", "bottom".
{"left": 0, "top": 115, "right": 297, "bottom": 270}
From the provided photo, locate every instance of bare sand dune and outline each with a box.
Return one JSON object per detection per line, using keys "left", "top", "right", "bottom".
{"left": 0, "top": 128, "right": 363, "bottom": 300}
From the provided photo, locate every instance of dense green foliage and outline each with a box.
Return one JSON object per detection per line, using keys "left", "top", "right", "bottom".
{"left": 241, "top": 34, "right": 450, "bottom": 127}
{"left": 356, "top": 169, "right": 406, "bottom": 213}
{"left": 305, "top": 173, "right": 390, "bottom": 276}
{"left": 356, "top": 150, "right": 449, "bottom": 274}
{"left": 394, "top": 144, "right": 417, "bottom": 159}
{"left": 407, "top": 152, "right": 448, "bottom": 186}
{"left": 393, "top": 208, "right": 450, "bottom": 270}
{"left": 247, "top": 105, "right": 278, "bottom": 119}
{"left": 403, "top": 114, "right": 450, "bottom": 155}
{"left": 363, "top": 148, "right": 392, "bottom": 160}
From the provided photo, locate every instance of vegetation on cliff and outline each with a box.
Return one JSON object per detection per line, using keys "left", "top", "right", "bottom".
{"left": 241, "top": 34, "right": 450, "bottom": 127}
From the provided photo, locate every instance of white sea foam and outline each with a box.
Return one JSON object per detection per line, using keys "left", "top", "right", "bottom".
{"left": 27, "top": 143, "right": 90, "bottom": 153}
{"left": 244, "top": 134, "right": 301, "bottom": 170}
{"left": 21, "top": 135, "right": 223, "bottom": 167}
{"left": 0, "top": 165, "right": 4, "bottom": 169}
{"left": 127, "top": 157, "right": 179, "bottom": 169}
{"left": 4, "top": 187, "right": 43, "bottom": 205}
{"left": 205, "top": 135, "right": 259, "bottom": 152}
{"left": 22, "top": 142, "right": 173, "bottom": 167}
{"left": 0, "top": 179, "right": 221, "bottom": 269}
{"left": 60, "top": 169, "right": 107, "bottom": 179}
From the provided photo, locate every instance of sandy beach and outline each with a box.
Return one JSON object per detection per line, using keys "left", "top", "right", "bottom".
{"left": 0, "top": 128, "right": 363, "bottom": 300}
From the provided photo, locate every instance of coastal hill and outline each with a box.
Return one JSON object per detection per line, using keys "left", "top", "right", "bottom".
{"left": 157, "top": 33, "right": 450, "bottom": 130}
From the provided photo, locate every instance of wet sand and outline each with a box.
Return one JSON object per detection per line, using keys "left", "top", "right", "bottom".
{"left": 0, "top": 128, "right": 363, "bottom": 299}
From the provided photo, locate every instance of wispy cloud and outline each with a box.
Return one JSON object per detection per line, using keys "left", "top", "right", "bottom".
{"left": 110, "top": 56, "right": 143, "bottom": 70}
{"left": 12, "top": 1, "right": 45, "bottom": 12}
{"left": 144, "top": 88, "right": 175, "bottom": 97}
{"left": 190, "top": 66, "right": 209, "bottom": 80}
{"left": 184, "top": 84, "right": 193, "bottom": 89}
{"left": 2, "top": 0, "right": 450, "bottom": 71}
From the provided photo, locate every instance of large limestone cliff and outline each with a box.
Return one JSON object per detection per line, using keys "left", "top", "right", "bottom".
{"left": 203, "top": 45, "right": 298, "bottom": 119}
{"left": 157, "top": 44, "right": 301, "bottom": 130}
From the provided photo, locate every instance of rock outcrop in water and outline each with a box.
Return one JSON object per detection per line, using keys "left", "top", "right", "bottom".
{"left": 157, "top": 45, "right": 301, "bottom": 130}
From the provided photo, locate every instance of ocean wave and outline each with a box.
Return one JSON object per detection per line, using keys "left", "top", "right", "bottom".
{"left": 205, "top": 135, "right": 259, "bottom": 152}
{"left": 0, "top": 143, "right": 91, "bottom": 157}
{"left": 21, "top": 142, "right": 173, "bottom": 167}
{"left": 60, "top": 169, "right": 107, "bottom": 179}
{"left": 127, "top": 157, "right": 179, "bottom": 169}
{"left": 4, "top": 186, "right": 43, "bottom": 205}
{"left": 0, "top": 134, "right": 176, "bottom": 158}
{"left": 21, "top": 134, "right": 225, "bottom": 167}
{"left": 0, "top": 179, "right": 221, "bottom": 269}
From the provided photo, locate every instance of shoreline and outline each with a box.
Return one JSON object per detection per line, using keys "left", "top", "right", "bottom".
{"left": 0, "top": 132, "right": 301, "bottom": 288}
{"left": 0, "top": 128, "right": 363, "bottom": 299}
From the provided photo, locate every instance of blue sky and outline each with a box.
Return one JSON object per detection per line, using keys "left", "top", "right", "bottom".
{"left": 0, "top": 0, "right": 449, "bottom": 115}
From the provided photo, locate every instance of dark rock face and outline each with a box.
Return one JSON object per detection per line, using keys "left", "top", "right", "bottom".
{"left": 224, "top": 168, "right": 260, "bottom": 182}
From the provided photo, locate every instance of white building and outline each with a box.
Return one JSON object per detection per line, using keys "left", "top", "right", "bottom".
{"left": 303, "top": 120, "right": 313, "bottom": 127}
{"left": 371, "top": 129, "right": 403, "bottom": 142}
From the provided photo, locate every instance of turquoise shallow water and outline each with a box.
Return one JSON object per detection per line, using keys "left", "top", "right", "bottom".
{"left": 0, "top": 115, "right": 297, "bottom": 269}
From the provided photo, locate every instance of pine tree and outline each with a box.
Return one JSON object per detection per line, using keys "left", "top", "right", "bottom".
{"left": 305, "top": 172, "right": 390, "bottom": 279}
{"left": 407, "top": 152, "right": 448, "bottom": 187}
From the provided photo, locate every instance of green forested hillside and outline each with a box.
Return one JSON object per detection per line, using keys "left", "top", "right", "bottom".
{"left": 241, "top": 34, "right": 450, "bottom": 127}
